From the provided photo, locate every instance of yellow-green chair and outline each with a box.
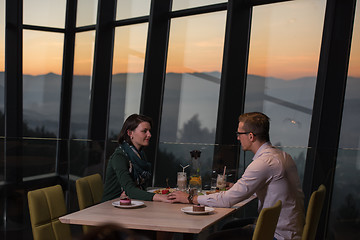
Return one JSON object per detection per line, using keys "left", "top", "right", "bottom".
{"left": 252, "top": 200, "right": 282, "bottom": 240}
{"left": 302, "top": 184, "right": 326, "bottom": 240}
{"left": 28, "top": 185, "right": 71, "bottom": 240}
{"left": 76, "top": 173, "right": 103, "bottom": 233}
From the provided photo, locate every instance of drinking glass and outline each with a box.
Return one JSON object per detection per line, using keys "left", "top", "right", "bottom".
{"left": 211, "top": 170, "right": 217, "bottom": 190}
{"left": 216, "top": 174, "right": 226, "bottom": 190}
{"left": 177, "top": 172, "right": 187, "bottom": 191}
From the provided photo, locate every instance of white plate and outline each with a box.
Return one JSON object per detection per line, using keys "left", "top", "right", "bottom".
{"left": 112, "top": 200, "right": 144, "bottom": 209}
{"left": 181, "top": 206, "right": 214, "bottom": 215}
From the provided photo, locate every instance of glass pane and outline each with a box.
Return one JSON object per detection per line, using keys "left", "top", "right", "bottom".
{"left": 116, "top": 0, "right": 150, "bottom": 20}
{"left": 244, "top": 0, "right": 326, "bottom": 176}
{"left": 22, "top": 139, "right": 57, "bottom": 178}
{"left": 77, "top": 0, "right": 98, "bottom": 27}
{"left": 109, "top": 23, "right": 148, "bottom": 139}
{"left": 156, "top": 12, "right": 226, "bottom": 187}
{"left": 172, "top": 0, "right": 226, "bottom": 11}
{"left": 329, "top": 1, "right": 360, "bottom": 239}
{"left": 69, "top": 139, "right": 105, "bottom": 177}
{"left": 70, "top": 31, "right": 96, "bottom": 139}
{"left": 23, "top": 0, "right": 66, "bottom": 28}
{"left": 23, "top": 30, "right": 64, "bottom": 138}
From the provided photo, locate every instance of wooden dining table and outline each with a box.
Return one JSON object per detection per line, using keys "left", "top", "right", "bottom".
{"left": 60, "top": 195, "right": 256, "bottom": 239}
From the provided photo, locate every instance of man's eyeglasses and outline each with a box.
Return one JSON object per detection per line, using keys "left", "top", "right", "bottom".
{"left": 236, "top": 131, "right": 256, "bottom": 137}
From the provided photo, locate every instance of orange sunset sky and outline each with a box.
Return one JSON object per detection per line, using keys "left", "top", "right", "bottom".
{"left": 0, "top": 0, "right": 359, "bottom": 80}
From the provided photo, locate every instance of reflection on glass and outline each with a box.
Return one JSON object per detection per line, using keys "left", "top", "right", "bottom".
{"left": 245, "top": 0, "right": 325, "bottom": 168}
{"left": 172, "top": 0, "right": 226, "bottom": 11}
{"left": 23, "top": 0, "right": 66, "bottom": 28}
{"left": 23, "top": 30, "right": 64, "bottom": 138}
{"left": 156, "top": 12, "right": 226, "bottom": 186}
{"left": 77, "top": 0, "right": 98, "bottom": 27}
{"left": 70, "top": 31, "right": 96, "bottom": 139}
{"left": 329, "top": 2, "right": 360, "bottom": 239}
{"left": 161, "top": 12, "right": 225, "bottom": 143}
{"left": 116, "top": 0, "right": 150, "bottom": 20}
{"left": 109, "top": 24, "right": 148, "bottom": 139}
{"left": 69, "top": 139, "right": 105, "bottom": 177}
{"left": 22, "top": 139, "right": 57, "bottom": 178}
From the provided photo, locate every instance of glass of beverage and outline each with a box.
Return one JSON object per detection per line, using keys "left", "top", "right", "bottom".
{"left": 216, "top": 174, "right": 226, "bottom": 190}
{"left": 177, "top": 172, "right": 187, "bottom": 191}
{"left": 211, "top": 170, "right": 217, "bottom": 190}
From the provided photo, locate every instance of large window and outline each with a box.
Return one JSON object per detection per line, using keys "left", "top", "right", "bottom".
{"left": 23, "top": 30, "right": 63, "bottom": 138}
{"left": 70, "top": 31, "right": 96, "bottom": 139}
{"left": 22, "top": 30, "right": 64, "bottom": 178}
{"left": 69, "top": 31, "right": 96, "bottom": 177}
{"left": 109, "top": 23, "right": 148, "bottom": 140}
{"left": 244, "top": 0, "right": 326, "bottom": 181}
{"left": 22, "top": 0, "right": 66, "bottom": 179}
{"left": 155, "top": 12, "right": 226, "bottom": 187}
{"left": 329, "top": 1, "right": 360, "bottom": 239}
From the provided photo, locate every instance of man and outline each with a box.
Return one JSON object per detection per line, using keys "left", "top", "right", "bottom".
{"left": 168, "top": 112, "right": 304, "bottom": 240}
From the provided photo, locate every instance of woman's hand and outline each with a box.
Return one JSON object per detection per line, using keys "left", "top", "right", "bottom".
{"left": 167, "top": 191, "right": 190, "bottom": 204}
{"left": 152, "top": 193, "right": 173, "bottom": 203}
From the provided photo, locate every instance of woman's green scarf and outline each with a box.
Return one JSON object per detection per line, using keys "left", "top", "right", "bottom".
{"left": 120, "top": 141, "right": 152, "bottom": 190}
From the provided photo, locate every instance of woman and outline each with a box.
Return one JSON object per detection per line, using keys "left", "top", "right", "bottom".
{"left": 102, "top": 114, "right": 168, "bottom": 203}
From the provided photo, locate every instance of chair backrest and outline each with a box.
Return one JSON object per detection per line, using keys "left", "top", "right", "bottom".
{"left": 252, "top": 200, "right": 282, "bottom": 240}
{"left": 76, "top": 173, "right": 104, "bottom": 233}
{"left": 28, "top": 185, "right": 71, "bottom": 240}
{"left": 302, "top": 184, "right": 326, "bottom": 240}
{"left": 76, "top": 173, "right": 103, "bottom": 210}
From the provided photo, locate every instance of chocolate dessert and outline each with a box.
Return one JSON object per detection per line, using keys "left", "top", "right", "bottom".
{"left": 193, "top": 204, "right": 205, "bottom": 212}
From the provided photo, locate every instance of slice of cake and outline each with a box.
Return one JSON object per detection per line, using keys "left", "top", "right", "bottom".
{"left": 193, "top": 204, "right": 205, "bottom": 212}
{"left": 119, "top": 197, "right": 131, "bottom": 205}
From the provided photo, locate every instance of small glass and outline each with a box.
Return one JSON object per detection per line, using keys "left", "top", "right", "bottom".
{"left": 211, "top": 170, "right": 217, "bottom": 190}
{"left": 216, "top": 174, "right": 226, "bottom": 190}
{"left": 177, "top": 172, "right": 187, "bottom": 191}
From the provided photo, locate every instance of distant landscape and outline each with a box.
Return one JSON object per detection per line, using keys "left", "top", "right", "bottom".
{"left": 0, "top": 71, "right": 359, "bottom": 148}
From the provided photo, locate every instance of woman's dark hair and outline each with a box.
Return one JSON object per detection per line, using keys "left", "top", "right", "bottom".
{"left": 117, "top": 114, "right": 153, "bottom": 144}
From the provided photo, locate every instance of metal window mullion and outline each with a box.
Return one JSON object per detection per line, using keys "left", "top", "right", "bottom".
{"left": 213, "top": 0, "right": 252, "bottom": 179}
{"left": 57, "top": 0, "right": 77, "bottom": 183}
{"left": 141, "top": 0, "right": 172, "bottom": 181}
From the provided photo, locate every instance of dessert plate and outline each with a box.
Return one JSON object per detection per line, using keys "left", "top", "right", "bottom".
{"left": 181, "top": 206, "right": 214, "bottom": 215}
{"left": 112, "top": 200, "right": 144, "bottom": 209}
